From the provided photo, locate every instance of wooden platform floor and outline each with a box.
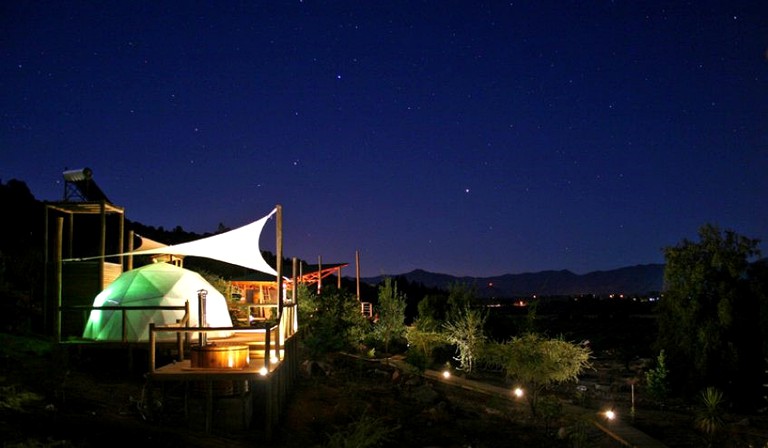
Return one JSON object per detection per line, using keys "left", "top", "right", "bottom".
{"left": 150, "top": 330, "right": 284, "bottom": 382}
{"left": 149, "top": 358, "right": 280, "bottom": 381}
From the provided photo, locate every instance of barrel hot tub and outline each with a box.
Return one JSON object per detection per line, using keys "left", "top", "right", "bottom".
{"left": 190, "top": 344, "right": 250, "bottom": 396}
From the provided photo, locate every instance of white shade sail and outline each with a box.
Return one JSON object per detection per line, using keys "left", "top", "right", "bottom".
{"left": 129, "top": 208, "right": 278, "bottom": 275}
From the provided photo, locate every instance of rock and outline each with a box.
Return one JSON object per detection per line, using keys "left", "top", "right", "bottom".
{"left": 410, "top": 384, "right": 440, "bottom": 405}
{"left": 301, "top": 360, "right": 332, "bottom": 376}
{"left": 316, "top": 361, "right": 332, "bottom": 376}
{"left": 372, "top": 368, "right": 390, "bottom": 378}
{"left": 404, "top": 376, "right": 422, "bottom": 387}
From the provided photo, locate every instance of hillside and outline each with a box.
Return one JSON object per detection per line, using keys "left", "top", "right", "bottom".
{"left": 362, "top": 263, "right": 665, "bottom": 297}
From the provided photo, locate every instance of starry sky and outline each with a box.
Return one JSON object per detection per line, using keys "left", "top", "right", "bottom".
{"left": 2, "top": 1, "right": 767, "bottom": 278}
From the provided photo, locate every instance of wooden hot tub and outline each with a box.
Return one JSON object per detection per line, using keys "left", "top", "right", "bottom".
{"left": 190, "top": 344, "right": 250, "bottom": 369}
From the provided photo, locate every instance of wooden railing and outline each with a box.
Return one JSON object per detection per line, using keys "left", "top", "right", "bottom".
{"left": 58, "top": 301, "right": 190, "bottom": 343}
{"left": 148, "top": 323, "right": 280, "bottom": 373}
{"left": 147, "top": 302, "right": 298, "bottom": 374}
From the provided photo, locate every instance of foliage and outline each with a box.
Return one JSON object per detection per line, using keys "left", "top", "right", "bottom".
{"left": 751, "top": 259, "right": 768, "bottom": 359}
{"left": 0, "top": 385, "right": 44, "bottom": 412}
{"left": 296, "top": 283, "right": 320, "bottom": 325}
{"left": 0, "top": 180, "right": 44, "bottom": 332}
{"left": 372, "top": 278, "right": 407, "bottom": 354}
{"left": 537, "top": 394, "right": 563, "bottom": 433}
{"left": 484, "top": 333, "right": 591, "bottom": 417}
{"left": 446, "top": 282, "right": 476, "bottom": 320}
{"left": 695, "top": 387, "right": 725, "bottom": 447}
{"left": 324, "top": 413, "right": 399, "bottom": 448}
{"left": 405, "top": 325, "right": 445, "bottom": 361}
{"left": 523, "top": 298, "right": 539, "bottom": 334}
{"left": 562, "top": 416, "right": 592, "bottom": 448}
{"left": 300, "top": 286, "right": 371, "bottom": 359}
{"left": 416, "top": 294, "right": 448, "bottom": 326}
{"left": 442, "top": 306, "right": 486, "bottom": 373}
{"left": 645, "top": 350, "right": 669, "bottom": 402}
{"left": 404, "top": 348, "right": 428, "bottom": 372}
{"left": 196, "top": 270, "right": 229, "bottom": 296}
{"left": 655, "top": 224, "right": 762, "bottom": 407}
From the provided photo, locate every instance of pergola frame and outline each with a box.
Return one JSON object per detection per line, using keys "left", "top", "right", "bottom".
{"left": 43, "top": 200, "right": 125, "bottom": 339}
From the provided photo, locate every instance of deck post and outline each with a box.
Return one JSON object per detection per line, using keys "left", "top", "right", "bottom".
{"left": 149, "top": 323, "right": 156, "bottom": 372}
{"left": 356, "top": 249, "right": 361, "bottom": 301}
{"left": 264, "top": 325, "right": 271, "bottom": 371}
{"left": 264, "top": 378, "right": 273, "bottom": 440}
{"left": 205, "top": 378, "right": 213, "bottom": 434}
{"left": 99, "top": 201, "right": 106, "bottom": 289}
{"left": 55, "top": 217, "right": 63, "bottom": 342}
{"left": 121, "top": 309, "right": 127, "bottom": 343}
{"left": 126, "top": 230, "right": 134, "bottom": 271}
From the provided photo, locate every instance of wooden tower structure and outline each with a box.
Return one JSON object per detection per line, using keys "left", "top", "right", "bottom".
{"left": 43, "top": 168, "right": 125, "bottom": 339}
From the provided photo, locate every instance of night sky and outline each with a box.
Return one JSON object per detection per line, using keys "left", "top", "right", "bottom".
{"left": 2, "top": 2, "right": 767, "bottom": 278}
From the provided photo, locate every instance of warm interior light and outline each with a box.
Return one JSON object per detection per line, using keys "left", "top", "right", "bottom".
{"left": 513, "top": 387, "right": 524, "bottom": 398}
{"left": 259, "top": 366, "right": 268, "bottom": 376}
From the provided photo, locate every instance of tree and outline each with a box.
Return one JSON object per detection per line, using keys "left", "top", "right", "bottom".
{"left": 415, "top": 294, "right": 448, "bottom": 329}
{"left": 300, "top": 285, "right": 370, "bottom": 359}
{"left": 484, "top": 333, "right": 591, "bottom": 417}
{"left": 442, "top": 305, "right": 486, "bottom": 374}
{"left": 645, "top": 350, "right": 669, "bottom": 402}
{"left": 405, "top": 325, "right": 445, "bottom": 363}
{"left": 655, "top": 224, "right": 762, "bottom": 408}
{"left": 373, "top": 278, "right": 407, "bottom": 354}
{"left": 446, "top": 282, "right": 475, "bottom": 320}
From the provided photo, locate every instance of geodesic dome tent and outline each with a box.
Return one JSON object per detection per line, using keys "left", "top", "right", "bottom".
{"left": 82, "top": 262, "right": 233, "bottom": 342}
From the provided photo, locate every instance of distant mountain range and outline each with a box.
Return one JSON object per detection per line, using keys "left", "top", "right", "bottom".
{"left": 362, "top": 264, "right": 665, "bottom": 297}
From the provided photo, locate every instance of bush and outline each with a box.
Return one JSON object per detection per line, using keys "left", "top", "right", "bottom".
{"left": 324, "top": 413, "right": 399, "bottom": 448}
{"left": 645, "top": 350, "right": 669, "bottom": 402}
{"left": 404, "top": 349, "right": 428, "bottom": 373}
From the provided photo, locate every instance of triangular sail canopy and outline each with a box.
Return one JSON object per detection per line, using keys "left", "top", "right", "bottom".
{"left": 134, "top": 234, "right": 170, "bottom": 251}
{"left": 130, "top": 208, "right": 277, "bottom": 275}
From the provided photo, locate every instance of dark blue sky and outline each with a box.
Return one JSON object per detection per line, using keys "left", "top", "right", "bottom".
{"left": 2, "top": 1, "right": 767, "bottom": 277}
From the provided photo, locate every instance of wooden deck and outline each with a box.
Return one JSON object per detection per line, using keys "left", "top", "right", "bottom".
{"left": 146, "top": 330, "right": 299, "bottom": 439}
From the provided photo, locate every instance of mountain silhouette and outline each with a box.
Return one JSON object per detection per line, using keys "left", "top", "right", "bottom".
{"left": 362, "top": 264, "right": 665, "bottom": 297}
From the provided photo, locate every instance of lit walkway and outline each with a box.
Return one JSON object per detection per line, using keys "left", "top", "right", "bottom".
{"left": 387, "top": 357, "right": 668, "bottom": 448}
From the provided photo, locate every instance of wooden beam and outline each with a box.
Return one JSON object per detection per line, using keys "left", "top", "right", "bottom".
{"left": 43, "top": 206, "right": 49, "bottom": 330}
{"left": 99, "top": 201, "right": 106, "bottom": 289}
{"left": 55, "top": 217, "right": 63, "bottom": 342}
{"left": 356, "top": 250, "right": 361, "bottom": 301}
{"left": 276, "top": 204, "right": 283, "bottom": 318}
{"left": 118, "top": 211, "right": 124, "bottom": 271}
{"left": 126, "top": 230, "right": 134, "bottom": 271}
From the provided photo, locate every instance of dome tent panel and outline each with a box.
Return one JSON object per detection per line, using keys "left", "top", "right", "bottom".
{"left": 82, "top": 263, "right": 233, "bottom": 342}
